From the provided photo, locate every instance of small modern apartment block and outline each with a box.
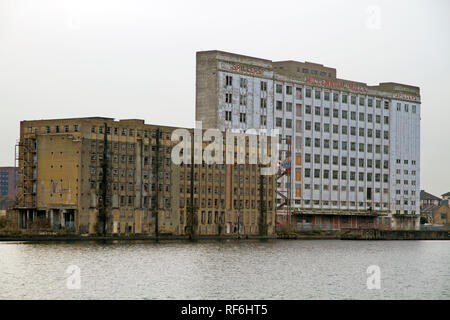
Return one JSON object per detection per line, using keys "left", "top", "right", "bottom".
{"left": 196, "top": 50, "right": 421, "bottom": 230}
{"left": 15, "top": 117, "right": 276, "bottom": 236}
{"left": 0, "top": 167, "right": 18, "bottom": 210}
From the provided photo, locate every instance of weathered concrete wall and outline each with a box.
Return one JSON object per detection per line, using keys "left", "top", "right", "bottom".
{"left": 341, "top": 228, "right": 450, "bottom": 240}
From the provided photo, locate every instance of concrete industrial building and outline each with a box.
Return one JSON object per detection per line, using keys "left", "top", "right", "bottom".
{"left": 196, "top": 50, "right": 421, "bottom": 230}
{"left": 15, "top": 117, "right": 276, "bottom": 236}
{"left": 0, "top": 167, "right": 17, "bottom": 210}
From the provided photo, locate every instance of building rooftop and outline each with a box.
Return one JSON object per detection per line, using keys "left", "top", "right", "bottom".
{"left": 420, "top": 190, "right": 442, "bottom": 201}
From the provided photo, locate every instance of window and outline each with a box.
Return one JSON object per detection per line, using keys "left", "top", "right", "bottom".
{"left": 239, "top": 113, "right": 246, "bottom": 123}
{"left": 286, "top": 102, "right": 292, "bottom": 112}
{"left": 225, "top": 93, "right": 232, "bottom": 103}
{"left": 311, "top": 138, "right": 319, "bottom": 148}
{"left": 333, "top": 124, "right": 339, "bottom": 134}
{"left": 260, "top": 98, "right": 267, "bottom": 109}
{"left": 314, "top": 169, "right": 320, "bottom": 178}
{"left": 333, "top": 156, "right": 338, "bottom": 165}
{"left": 305, "top": 105, "right": 311, "bottom": 114}
{"left": 260, "top": 115, "right": 266, "bottom": 126}
{"left": 351, "top": 96, "right": 356, "bottom": 105}
{"left": 276, "top": 101, "right": 282, "bottom": 110}
{"left": 305, "top": 168, "right": 311, "bottom": 178}
{"left": 376, "top": 100, "right": 381, "bottom": 108}
{"left": 333, "top": 140, "right": 338, "bottom": 150}
{"left": 384, "top": 116, "right": 389, "bottom": 125}
{"left": 315, "top": 90, "right": 321, "bottom": 99}
{"left": 296, "top": 87, "right": 302, "bottom": 99}
{"left": 359, "top": 112, "right": 365, "bottom": 121}
{"left": 286, "top": 86, "right": 292, "bottom": 95}
{"left": 305, "top": 137, "right": 311, "bottom": 147}
{"left": 240, "top": 78, "right": 247, "bottom": 89}
{"left": 224, "top": 75, "right": 233, "bottom": 87}
{"left": 225, "top": 111, "right": 232, "bottom": 121}
{"left": 412, "top": 105, "right": 417, "bottom": 113}
{"left": 260, "top": 81, "right": 267, "bottom": 91}
{"left": 276, "top": 84, "right": 282, "bottom": 94}
{"left": 305, "top": 121, "right": 311, "bottom": 130}
{"left": 239, "top": 94, "right": 247, "bottom": 106}
{"left": 342, "top": 110, "right": 348, "bottom": 119}
{"left": 286, "top": 119, "right": 292, "bottom": 128}
{"left": 306, "top": 88, "right": 311, "bottom": 97}
{"left": 315, "top": 106, "right": 321, "bottom": 116}
{"left": 376, "top": 130, "right": 381, "bottom": 139}
{"left": 359, "top": 97, "right": 365, "bottom": 106}
{"left": 276, "top": 118, "right": 282, "bottom": 127}
{"left": 314, "top": 122, "right": 321, "bottom": 132}
{"left": 333, "top": 93, "right": 338, "bottom": 102}
{"left": 324, "top": 92, "right": 330, "bottom": 101}
{"left": 342, "top": 94, "right": 348, "bottom": 104}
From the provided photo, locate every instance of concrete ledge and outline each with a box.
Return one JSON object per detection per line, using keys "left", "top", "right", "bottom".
{"left": 0, "top": 234, "right": 278, "bottom": 242}
{"left": 340, "top": 229, "right": 450, "bottom": 240}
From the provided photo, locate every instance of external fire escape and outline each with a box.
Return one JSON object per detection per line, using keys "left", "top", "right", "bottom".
{"left": 276, "top": 137, "right": 292, "bottom": 228}
{"left": 15, "top": 136, "right": 37, "bottom": 209}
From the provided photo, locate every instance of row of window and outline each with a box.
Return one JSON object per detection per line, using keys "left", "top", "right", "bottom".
{"left": 303, "top": 106, "right": 390, "bottom": 123}
{"left": 303, "top": 122, "right": 390, "bottom": 137}
{"left": 293, "top": 199, "right": 389, "bottom": 208}
{"left": 305, "top": 138, "right": 389, "bottom": 154}
{"left": 304, "top": 169, "right": 389, "bottom": 182}
{"left": 396, "top": 103, "right": 417, "bottom": 113}
{"left": 396, "top": 159, "right": 417, "bottom": 166}
{"left": 304, "top": 155, "right": 389, "bottom": 168}
{"left": 395, "top": 190, "right": 417, "bottom": 195}
{"left": 303, "top": 184, "right": 388, "bottom": 193}
{"left": 37, "top": 124, "right": 172, "bottom": 140}
{"left": 223, "top": 76, "right": 409, "bottom": 110}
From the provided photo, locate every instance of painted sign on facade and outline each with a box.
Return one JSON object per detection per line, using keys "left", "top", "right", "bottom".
{"left": 305, "top": 76, "right": 367, "bottom": 93}
{"left": 393, "top": 92, "right": 421, "bottom": 102}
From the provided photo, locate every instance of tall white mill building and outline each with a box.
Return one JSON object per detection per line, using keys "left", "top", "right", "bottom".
{"left": 196, "top": 50, "right": 421, "bottom": 230}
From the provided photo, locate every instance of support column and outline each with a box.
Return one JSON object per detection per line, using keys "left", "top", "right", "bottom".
{"left": 60, "top": 211, "right": 65, "bottom": 228}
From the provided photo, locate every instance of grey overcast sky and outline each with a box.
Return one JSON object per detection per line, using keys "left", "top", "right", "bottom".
{"left": 0, "top": 0, "right": 449, "bottom": 196}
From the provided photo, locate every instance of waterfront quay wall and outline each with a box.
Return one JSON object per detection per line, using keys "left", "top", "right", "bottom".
{"left": 340, "top": 228, "right": 450, "bottom": 240}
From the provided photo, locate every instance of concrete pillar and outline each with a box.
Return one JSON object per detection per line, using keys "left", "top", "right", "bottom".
{"left": 49, "top": 209, "right": 54, "bottom": 227}
{"left": 60, "top": 211, "right": 65, "bottom": 228}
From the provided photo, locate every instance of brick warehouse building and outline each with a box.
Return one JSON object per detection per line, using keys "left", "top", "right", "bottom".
{"left": 196, "top": 50, "right": 421, "bottom": 230}
{"left": 0, "top": 167, "right": 18, "bottom": 210}
{"left": 15, "top": 117, "right": 276, "bottom": 236}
